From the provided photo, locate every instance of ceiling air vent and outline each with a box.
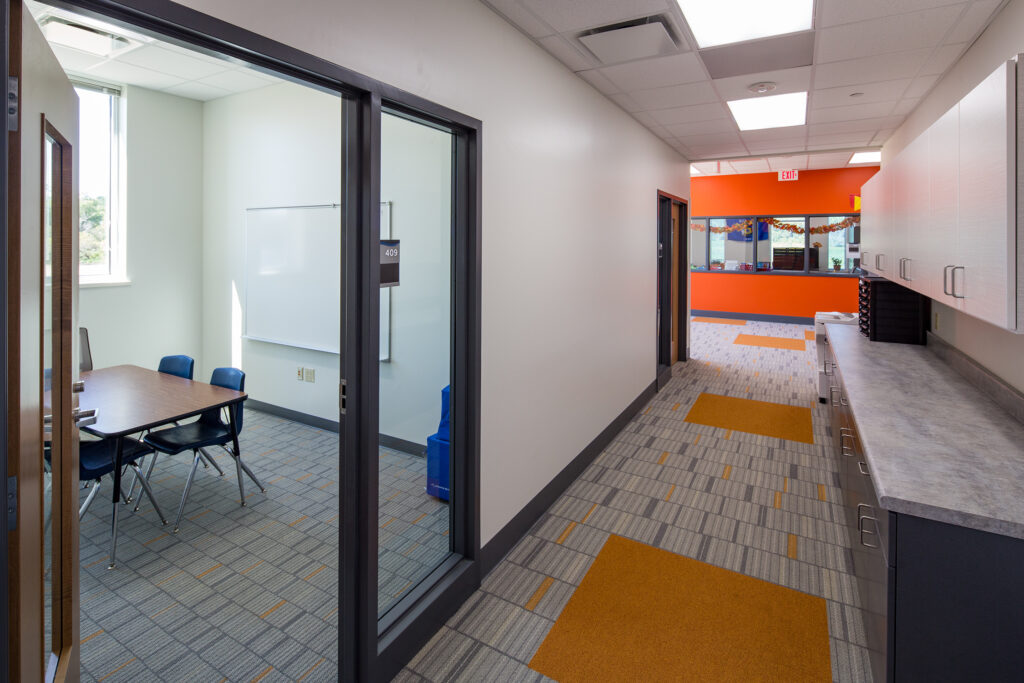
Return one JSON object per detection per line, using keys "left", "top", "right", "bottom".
{"left": 578, "top": 16, "right": 678, "bottom": 65}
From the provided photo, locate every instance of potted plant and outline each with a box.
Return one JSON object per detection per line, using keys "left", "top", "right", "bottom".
{"left": 831, "top": 257, "right": 842, "bottom": 272}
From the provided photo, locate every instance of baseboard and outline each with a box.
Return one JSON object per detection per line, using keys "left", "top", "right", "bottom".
{"left": 247, "top": 399, "right": 425, "bottom": 455}
{"left": 478, "top": 379, "right": 658, "bottom": 575}
{"left": 692, "top": 309, "right": 815, "bottom": 326}
{"left": 926, "top": 331, "right": 1024, "bottom": 426}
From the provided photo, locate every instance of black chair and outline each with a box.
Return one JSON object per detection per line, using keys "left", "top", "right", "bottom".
{"left": 79, "top": 327, "right": 93, "bottom": 372}
{"left": 143, "top": 368, "right": 265, "bottom": 531}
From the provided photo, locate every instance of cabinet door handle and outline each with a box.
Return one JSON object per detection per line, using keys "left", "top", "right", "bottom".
{"left": 943, "top": 265, "right": 953, "bottom": 295}
{"left": 951, "top": 265, "right": 965, "bottom": 299}
{"left": 857, "top": 460, "right": 869, "bottom": 476}
{"left": 829, "top": 386, "right": 841, "bottom": 406}
{"left": 824, "top": 360, "right": 833, "bottom": 376}
{"left": 859, "top": 516, "right": 881, "bottom": 548}
{"left": 840, "top": 430, "right": 855, "bottom": 456}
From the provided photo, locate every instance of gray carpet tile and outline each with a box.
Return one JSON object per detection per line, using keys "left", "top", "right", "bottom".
{"left": 77, "top": 408, "right": 448, "bottom": 682}
{"left": 397, "top": 319, "right": 875, "bottom": 683}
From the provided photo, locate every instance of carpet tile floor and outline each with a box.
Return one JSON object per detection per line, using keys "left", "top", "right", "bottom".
{"left": 397, "top": 319, "right": 875, "bottom": 682}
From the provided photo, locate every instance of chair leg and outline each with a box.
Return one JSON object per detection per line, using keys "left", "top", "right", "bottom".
{"left": 123, "top": 465, "right": 138, "bottom": 504}
{"left": 173, "top": 451, "right": 202, "bottom": 533}
{"left": 234, "top": 452, "right": 246, "bottom": 507}
{"left": 130, "top": 463, "right": 167, "bottom": 526}
{"left": 199, "top": 448, "right": 225, "bottom": 477}
{"left": 79, "top": 479, "right": 101, "bottom": 520}
{"left": 238, "top": 459, "right": 267, "bottom": 493}
{"left": 109, "top": 497, "right": 120, "bottom": 569}
{"left": 132, "top": 453, "right": 159, "bottom": 513}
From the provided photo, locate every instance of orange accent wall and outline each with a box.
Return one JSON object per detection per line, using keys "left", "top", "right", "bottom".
{"left": 691, "top": 167, "right": 876, "bottom": 318}
{"left": 691, "top": 167, "right": 878, "bottom": 216}
{"left": 692, "top": 272, "right": 858, "bottom": 318}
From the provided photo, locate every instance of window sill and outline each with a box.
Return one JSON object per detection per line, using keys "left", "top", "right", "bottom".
{"left": 690, "top": 269, "right": 861, "bottom": 278}
{"left": 79, "top": 277, "right": 131, "bottom": 289}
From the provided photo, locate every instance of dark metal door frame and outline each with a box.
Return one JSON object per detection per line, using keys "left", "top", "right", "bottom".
{"left": 657, "top": 191, "right": 689, "bottom": 390}
{"left": 2, "top": 2, "right": 483, "bottom": 681}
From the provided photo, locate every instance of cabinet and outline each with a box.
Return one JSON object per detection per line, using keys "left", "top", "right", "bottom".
{"left": 825, "top": 341, "right": 1024, "bottom": 681}
{"left": 860, "top": 59, "right": 1017, "bottom": 331}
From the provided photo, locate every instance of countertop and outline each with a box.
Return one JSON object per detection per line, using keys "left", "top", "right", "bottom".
{"left": 825, "top": 323, "right": 1024, "bottom": 540}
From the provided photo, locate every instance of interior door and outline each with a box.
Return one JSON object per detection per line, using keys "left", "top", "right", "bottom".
{"left": 10, "top": 2, "right": 81, "bottom": 680}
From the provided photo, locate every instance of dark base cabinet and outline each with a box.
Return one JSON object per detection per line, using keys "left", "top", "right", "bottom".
{"left": 826, "top": 342, "right": 1024, "bottom": 681}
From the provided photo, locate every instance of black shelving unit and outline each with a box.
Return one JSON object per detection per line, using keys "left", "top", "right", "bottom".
{"left": 859, "top": 275, "right": 930, "bottom": 345}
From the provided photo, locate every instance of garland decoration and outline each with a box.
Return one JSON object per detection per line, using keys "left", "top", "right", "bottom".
{"left": 689, "top": 216, "right": 857, "bottom": 236}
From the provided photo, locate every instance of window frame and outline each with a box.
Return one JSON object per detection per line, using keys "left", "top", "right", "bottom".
{"left": 690, "top": 213, "right": 861, "bottom": 277}
{"left": 72, "top": 78, "right": 127, "bottom": 286}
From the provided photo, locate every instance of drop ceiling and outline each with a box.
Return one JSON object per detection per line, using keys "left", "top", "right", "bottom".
{"left": 482, "top": 0, "right": 1006, "bottom": 165}
{"left": 28, "top": 1, "right": 281, "bottom": 101}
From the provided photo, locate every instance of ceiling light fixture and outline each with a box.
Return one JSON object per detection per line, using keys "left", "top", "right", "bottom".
{"left": 747, "top": 82, "right": 777, "bottom": 94}
{"left": 40, "top": 17, "right": 137, "bottom": 56}
{"left": 677, "top": 0, "right": 813, "bottom": 49}
{"left": 727, "top": 91, "right": 807, "bottom": 131}
{"left": 849, "top": 151, "right": 882, "bottom": 164}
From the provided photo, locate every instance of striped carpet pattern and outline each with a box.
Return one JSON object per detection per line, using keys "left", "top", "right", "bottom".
{"left": 396, "top": 320, "right": 874, "bottom": 682}
{"left": 78, "top": 411, "right": 445, "bottom": 682}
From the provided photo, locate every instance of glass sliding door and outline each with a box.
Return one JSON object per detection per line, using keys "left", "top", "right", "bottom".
{"left": 377, "top": 111, "right": 455, "bottom": 619}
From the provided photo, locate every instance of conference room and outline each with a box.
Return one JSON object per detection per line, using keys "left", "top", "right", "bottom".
{"left": 30, "top": 1, "right": 457, "bottom": 678}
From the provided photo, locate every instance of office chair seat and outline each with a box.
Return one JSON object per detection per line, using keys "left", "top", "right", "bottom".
{"left": 80, "top": 437, "right": 153, "bottom": 481}
{"left": 143, "top": 421, "right": 232, "bottom": 455}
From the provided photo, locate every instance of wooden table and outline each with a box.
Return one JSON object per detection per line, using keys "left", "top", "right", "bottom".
{"left": 79, "top": 365, "right": 247, "bottom": 568}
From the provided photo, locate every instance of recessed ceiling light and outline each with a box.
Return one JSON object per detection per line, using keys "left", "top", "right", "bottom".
{"left": 727, "top": 91, "right": 807, "bottom": 131}
{"left": 690, "top": 165, "right": 702, "bottom": 175}
{"left": 40, "top": 17, "right": 137, "bottom": 56}
{"left": 677, "top": 0, "right": 814, "bottom": 49}
{"left": 849, "top": 151, "right": 882, "bottom": 164}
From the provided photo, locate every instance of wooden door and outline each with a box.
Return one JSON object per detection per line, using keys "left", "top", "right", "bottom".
{"left": 9, "top": 2, "right": 81, "bottom": 680}
{"left": 670, "top": 202, "right": 679, "bottom": 362}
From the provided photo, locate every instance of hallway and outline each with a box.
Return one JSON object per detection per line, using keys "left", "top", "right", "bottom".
{"left": 397, "top": 319, "right": 871, "bottom": 682}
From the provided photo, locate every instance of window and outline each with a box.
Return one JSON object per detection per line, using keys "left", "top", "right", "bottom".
{"left": 692, "top": 214, "right": 860, "bottom": 275}
{"left": 75, "top": 82, "right": 124, "bottom": 283}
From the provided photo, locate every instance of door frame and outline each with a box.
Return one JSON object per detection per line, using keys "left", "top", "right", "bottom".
{"left": 2, "top": 2, "right": 483, "bottom": 681}
{"left": 657, "top": 190, "right": 689, "bottom": 390}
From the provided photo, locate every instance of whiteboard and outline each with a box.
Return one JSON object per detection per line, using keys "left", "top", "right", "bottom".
{"left": 244, "top": 205, "right": 341, "bottom": 353}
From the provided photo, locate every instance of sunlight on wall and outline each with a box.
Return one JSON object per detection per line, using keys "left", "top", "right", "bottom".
{"left": 231, "top": 281, "right": 242, "bottom": 368}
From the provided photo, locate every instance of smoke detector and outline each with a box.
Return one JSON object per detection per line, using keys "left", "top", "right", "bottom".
{"left": 747, "top": 82, "right": 777, "bottom": 94}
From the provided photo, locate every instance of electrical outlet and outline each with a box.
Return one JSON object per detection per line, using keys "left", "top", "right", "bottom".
{"left": 297, "top": 366, "right": 304, "bottom": 381}
{"left": 304, "top": 368, "right": 316, "bottom": 383}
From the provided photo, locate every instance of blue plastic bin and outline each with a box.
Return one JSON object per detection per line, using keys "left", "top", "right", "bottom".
{"left": 426, "top": 385, "right": 451, "bottom": 501}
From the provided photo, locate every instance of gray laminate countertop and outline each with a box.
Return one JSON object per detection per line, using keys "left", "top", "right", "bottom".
{"left": 825, "top": 323, "right": 1024, "bottom": 540}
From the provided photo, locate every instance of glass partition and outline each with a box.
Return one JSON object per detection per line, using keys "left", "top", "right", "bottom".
{"left": 709, "top": 218, "right": 755, "bottom": 271}
{"left": 690, "top": 218, "right": 707, "bottom": 270}
{"left": 760, "top": 217, "right": 806, "bottom": 272}
{"left": 811, "top": 215, "right": 859, "bottom": 273}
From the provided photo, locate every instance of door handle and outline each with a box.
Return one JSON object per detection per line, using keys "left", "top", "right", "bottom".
{"left": 951, "top": 266, "right": 965, "bottom": 299}
{"left": 71, "top": 407, "right": 98, "bottom": 427}
{"left": 72, "top": 380, "right": 85, "bottom": 393}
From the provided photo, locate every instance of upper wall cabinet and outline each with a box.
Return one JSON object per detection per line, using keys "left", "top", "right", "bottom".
{"left": 861, "top": 59, "right": 1018, "bottom": 331}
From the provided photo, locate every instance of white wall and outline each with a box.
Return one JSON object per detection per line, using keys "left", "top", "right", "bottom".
{"left": 883, "top": 0, "right": 1024, "bottom": 393}
{"left": 79, "top": 86, "right": 204, "bottom": 373}
{"left": 380, "top": 113, "right": 452, "bottom": 445}
{"left": 178, "top": 0, "right": 690, "bottom": 544}
{"left": 202, "top": 82, "right": 342, "bottom": 420}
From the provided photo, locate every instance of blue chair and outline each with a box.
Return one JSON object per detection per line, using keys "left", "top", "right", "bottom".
{"left": 143, "top": 368, "right": 265, "bottom": 531}
{"left": 77, "top": 438, "right": 167, "bottom": 524}
{"left": 157, "top": 354, "right": 194, "bottom": 379}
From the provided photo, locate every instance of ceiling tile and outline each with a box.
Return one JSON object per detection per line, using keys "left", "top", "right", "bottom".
{"left": 691, "top": 161, "right": 722, "bottom": 174}
{"left": 816, "top": 5, "right": 965, "bottom": 64}
{"left": 739, "top": 126, "right": 807, "bottom": 142}
{"left": 743, "top": 140, "right": 808, "bottom": 154}
{"left": 676, "top": 132, "right": 742, "bottom": 147}
{"left": 629, "top": 80, "right": 718, "bottom": 110}
{"left": 812, "top": 78, "right": 912, "bottom": 108}
{"left": 164, "top": 80, "right": 230, "bottom": 101}
{"left": 728, "top": 159, "right": 771, "bottom": 173}
{"left": 118, "top": 44, "right": 229, "bottom": 80}
{"left": 481, "top": 0, "right": 556, "bottom": 38}
{"left": 700, "top": 31, "right": 815, "bottom": 80}
{"left": 663, "top": 118, "right": 737, "bottom": 137}
{"left": 197, "top": 68, "right": 274, "bottom": 93}
{"left": 576, "top": 68, "right": 620, "bottom": 94}
{"left": 891, "top": 98, "right": 921, "bottom": 116}
{"left": 519, "top": 0, "right": 670, "bottom": 33}
{"left": 578, "top": 21, "right": 679, "bottom": 66}
{"left": 808, "top": 116, "right": 904, "bottom": 135}
{"left": 609, "top": 92, "right": 643, "bottom": 112}
{"left": 51, "top": 44, "right": 107, "bottom": 72}
{"left": 920, "top": 42, "right": 967, "bottom": 75}
{"left": 599, "top": 52, "right": 706, "bottom": 91}
{"left": 818, "top": 0, "right": 966, "bottom": 28}
{"left": 807, "top": 142, "right": 867, "bottom": 151}
{"left": 809, "top": 101, "right": 897, "bottom": 123}
{"left": 631, "top": 111, "right": 659, "bottom": 127}
{"left": 766, "top": 155, "right": 809, "bottom": 170}
{"left": 538, "top": 35, "right": 596, "bottom": 71}
{"left": 807, "top": 130, "right": 874, "bottom": 145}
{"left": 946, "top": 0, "right": 1001, "bottom": 43}
{"left": 686, "top": 143, "right": 748, "bottom": 158}
{"left": 85, "top": 60, "right": 184, "bottom": 90}
{"left": 712, "top": 66, "right": 812, "bottom": 102}
{"left": 812, "top": 49, "right": 932, "bottom": 89}
{"left": 906, "top": 74, "right": 940, "bottom": 98}
{"left": 649, "top": 101, "right": 728, "bottom": 125}
{"left": 871, "top": 128, "right": 896, "bottom": 145}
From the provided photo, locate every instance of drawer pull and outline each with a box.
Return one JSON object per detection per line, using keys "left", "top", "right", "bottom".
{"left": 824, "top": 360, "right": 833, "bottom": 376}
{"left": 857, "top": 461, "right": 869, "bottom": 476}
{"left": 829, "top": 386, "right": 840, "bottom": 406}
{"left": 859, "top": 516, "right": 880, "bottom": 549}
{"left": 840, "top": 430, "right": 855, "bottom": 456}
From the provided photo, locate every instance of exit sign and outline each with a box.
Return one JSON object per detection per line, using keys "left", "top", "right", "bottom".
{"left": 778, "top": 169, "right": 799, "bottom": 181}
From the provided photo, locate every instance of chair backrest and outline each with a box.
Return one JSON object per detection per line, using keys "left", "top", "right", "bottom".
{"left": 201, "top": 367, "right": 245, "bottom": 434}
{"left": 158, "top": 354, "right": 195, "bottom": 380}
{"left": 79, "top": 327, "right": 93, "bottom": 372}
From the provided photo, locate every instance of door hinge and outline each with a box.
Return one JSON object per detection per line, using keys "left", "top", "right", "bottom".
{"left": 7, "top": 76, "right": 18, "bottom": 132}
{"left": 339, "top": 379, "right": 347, "bottom": 415}
{"left": 7, "top": 475, "right": 16, "bottom": 532}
